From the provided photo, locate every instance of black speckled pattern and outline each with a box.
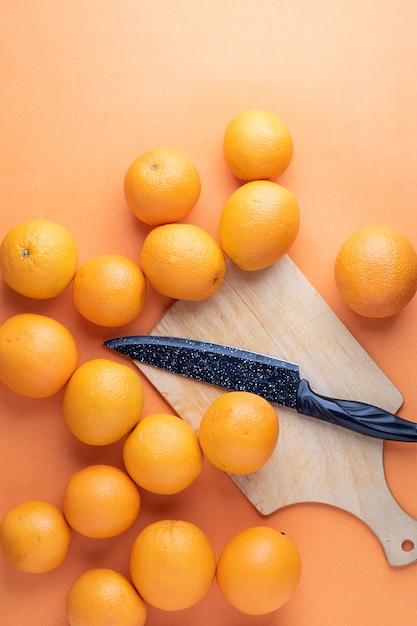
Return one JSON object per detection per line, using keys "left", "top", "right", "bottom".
{"left": 104, "top": 335, "right": 300, "bottom": 408}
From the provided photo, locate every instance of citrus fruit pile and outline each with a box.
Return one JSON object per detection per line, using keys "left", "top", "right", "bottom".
{"left": 0, "top": 110, "right": 303, "bottom": 623}
{"left": 1, "top": 107, "right": 415, "bottom": 623}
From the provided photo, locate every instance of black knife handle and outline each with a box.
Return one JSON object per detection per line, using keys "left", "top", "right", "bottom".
{"left": 296, "top": 379, "right": 417, "bottom": 442}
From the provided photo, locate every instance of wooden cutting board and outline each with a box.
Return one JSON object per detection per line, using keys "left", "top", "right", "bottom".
{"left": 134, "top": 255, "right": 417, "bottom": 567}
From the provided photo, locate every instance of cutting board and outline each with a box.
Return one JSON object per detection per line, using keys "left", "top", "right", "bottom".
{"left": 134, "top": 255, "right": 417, "bottom": 567}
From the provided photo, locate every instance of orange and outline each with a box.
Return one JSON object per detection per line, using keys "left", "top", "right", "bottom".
{"left": 198, "top": 391, "right": 279, "bottom": 474}
{"left": 63, "top": 465, "right": 141, "bottom": 539}
{"left": 223, "top": 109, "right": 293, "bottom": 181}
{"left": 72, "top": 254, "right": 147, "bottom": 327}
{"left": 0, "top": 313, "right": 78, "bottom": 398}
{"left": 0, "top": 218, "right": 78, "bottom": 299}
{"left": 63, "top": 358, "right": 144, "bottom": 446}
{"left": 123, "top": 413, "right": 203, "bottom": 495}
{"left": 124, "top": 148, "right": 201, "bottom": 225}
{"left": 219, "top": 180, "right": 300, "bottom": 271}
{"left": 0, "top": 500, "right": 72, "bottom": 573}
{"left": 129, "top": 519, "right": 216, "bottom": 611}
{"left": 66, "top": 568, "right": 147, "bottom": 626}
{"left": 140, "top": 223, "right": 226, "bottom": 300}
{"left": 216, "top": 526, "right": 301, "bottom": 615}
{"left": 334, "top": 226, "right": 417, "bottom": 318}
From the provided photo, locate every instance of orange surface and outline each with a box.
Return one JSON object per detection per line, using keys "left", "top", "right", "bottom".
{"left": 1, "top": 2, "right": 417, "bottom": 624}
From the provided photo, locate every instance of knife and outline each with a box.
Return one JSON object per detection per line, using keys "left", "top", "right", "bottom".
{"left": 103, "top": 335, "right": 417, "bottom": 442}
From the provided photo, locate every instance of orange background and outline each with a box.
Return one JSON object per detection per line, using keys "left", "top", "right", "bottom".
{"left": 1, "top": 2, "right": 417, "bottom": 624}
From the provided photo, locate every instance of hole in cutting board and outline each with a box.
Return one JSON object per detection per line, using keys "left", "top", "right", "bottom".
{"left": 402, "top": 539, "right": 414, "bottom": 552}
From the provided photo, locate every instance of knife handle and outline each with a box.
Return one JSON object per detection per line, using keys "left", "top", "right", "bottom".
{"left": 296, "top": 379, "right": 417, "bottom": 442}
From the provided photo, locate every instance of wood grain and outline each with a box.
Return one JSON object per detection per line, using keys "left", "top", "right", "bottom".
{"left": 134, "top": 256, "right": 417, "bottom": 566}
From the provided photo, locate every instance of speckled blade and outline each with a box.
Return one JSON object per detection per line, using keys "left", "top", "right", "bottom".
{"left": 103, "top": 335, "right": 301, "bottom": 409}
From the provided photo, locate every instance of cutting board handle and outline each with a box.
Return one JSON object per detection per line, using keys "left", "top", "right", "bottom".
{"left": 350, "top": 470, "right": 417, "bottom": 567}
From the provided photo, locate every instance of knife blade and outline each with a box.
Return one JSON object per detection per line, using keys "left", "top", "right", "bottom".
{"left": 103, "top": 335, "right": 417, "bottom": 442}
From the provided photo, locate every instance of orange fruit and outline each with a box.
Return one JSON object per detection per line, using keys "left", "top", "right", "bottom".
{"left": 334, "top": 226, "right": 417, "bottom": 318}
{"left": 63, "top": 465, "right": 141, "bottom": 539}
{"left": 223, "top": 109, "right": 293, "bottom": 181}
{"left": 72, "top": 254, "right": 147, "bottom": 327}
{"left": 0, "top": 218, "right": 78, "bottom": 299}
{"left": 63, "top": 358, "right": 144, "bottom": 446}
{"left": 0, "top": 313, "right": 78, "bottom": 398}
{"left": 216, "top": 526, "right": 301, "bottom": 615}
{"left": 123, "top": 413, "right": 203, "bottom": 495}
{"left": 124, "top": 148, "right": 201, "bottom": 225}
{"left": 129, "top": 519, "right": 216, "bottom": 611}
{"left": 219, "top": 180, "right": 300, "bottom": 271}
{"left": 198, "top": 391, "right": 279, "bottom": 474}
{"left": 140, "top": 223, "right": 226, "bottom": 300}
{"left": 0, "top": 500, "right": 72, "bottom": 573}
{"left": 66, "top": 568, "right": 147, "bottom": 626}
